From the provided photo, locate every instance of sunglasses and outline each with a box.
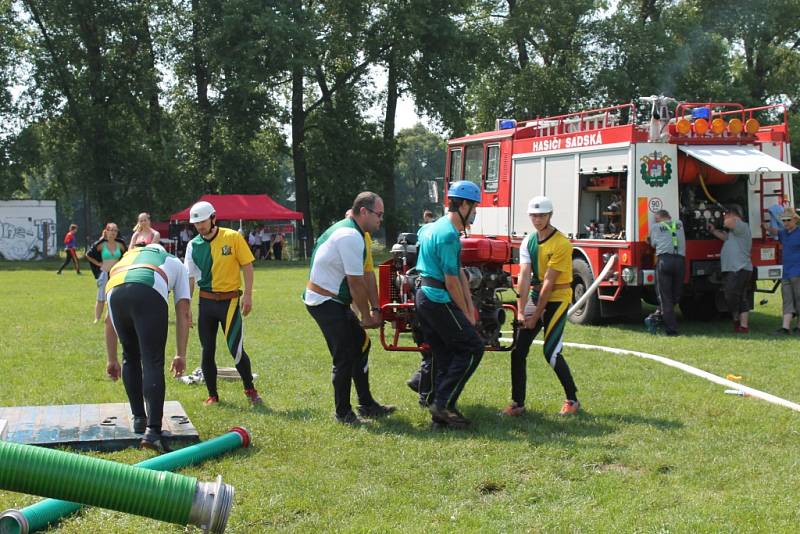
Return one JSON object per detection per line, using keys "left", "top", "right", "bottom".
{"left": 366, "top": 207, "right": 384, "bottom": 219}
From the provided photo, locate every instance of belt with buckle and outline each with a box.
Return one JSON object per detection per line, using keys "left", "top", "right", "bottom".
{"left": 199, "top": 290, "right": 242, "bottom": 301}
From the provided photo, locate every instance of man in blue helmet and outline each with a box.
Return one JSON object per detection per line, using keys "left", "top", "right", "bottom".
{"left": 415, "top": 180, "right": 485, "bottom": 429}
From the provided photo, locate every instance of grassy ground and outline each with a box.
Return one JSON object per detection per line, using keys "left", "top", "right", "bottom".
{"left": 1, "top": 259, "right": 799, "bottom": 533}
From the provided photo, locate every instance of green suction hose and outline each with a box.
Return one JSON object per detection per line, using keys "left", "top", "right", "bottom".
{"left": 0, "top": 427, "right": 250, "bottom": 534}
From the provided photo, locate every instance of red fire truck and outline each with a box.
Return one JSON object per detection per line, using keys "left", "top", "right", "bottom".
{"left": 445, "top": 97, "right": 797, "bottom": 324}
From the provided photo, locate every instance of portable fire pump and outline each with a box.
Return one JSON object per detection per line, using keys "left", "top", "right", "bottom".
{"left": 377, "top": 232, "right": 519, "bottom": 352}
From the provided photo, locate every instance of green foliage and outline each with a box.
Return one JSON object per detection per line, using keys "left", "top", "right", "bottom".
{"left": 2, "top": 0, "right": 800, "bottom": 240}
{"left": 395, "top": 123, "right": 446, "bottom": 227}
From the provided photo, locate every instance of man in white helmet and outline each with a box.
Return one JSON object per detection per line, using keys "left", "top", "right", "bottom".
{"left": 501, "top": 195, "right": 580, "bottom": 417}
{"left": 184, "top": 200, "right": 263, "bottom": 406}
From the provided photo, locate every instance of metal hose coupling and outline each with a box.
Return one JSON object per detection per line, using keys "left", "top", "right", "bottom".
{"left": 188, "top": 475, "right": 234, "bottom": 534}
{"left": 0, "top": 508, "right": 29, "bottom": 534}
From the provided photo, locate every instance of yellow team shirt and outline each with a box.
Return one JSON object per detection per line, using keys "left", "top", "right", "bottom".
{"left": 524, "top": 229, "right": 573, "bottom": 302}
{"left": 185, "top": 227, "right": 255, "bottom": 292}
{"left": 364, "top": 232, "right": 374, "bottom": 273}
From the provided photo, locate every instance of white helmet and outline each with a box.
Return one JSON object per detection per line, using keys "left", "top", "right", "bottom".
{"left": 527, "top": 196, "right": 553, "bottom": 214}
{"left": 189, "top": 201, "right": 215, "bottom": 223}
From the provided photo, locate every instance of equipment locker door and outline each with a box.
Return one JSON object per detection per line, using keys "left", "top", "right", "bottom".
{"left": 511, "top": 157, "right": 543, "bottom": 237}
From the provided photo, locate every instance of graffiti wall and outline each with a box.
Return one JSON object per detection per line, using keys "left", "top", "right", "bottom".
{"left": 0, "top": 200, "right": 57, "bottom": 261}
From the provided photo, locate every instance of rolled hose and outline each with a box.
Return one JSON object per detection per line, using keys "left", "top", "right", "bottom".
{"left": 0, "top": 427, "right": 250, "bottom": 534}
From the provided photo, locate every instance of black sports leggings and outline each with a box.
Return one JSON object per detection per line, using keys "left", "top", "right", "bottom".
{"left": 108, "top": 283, "right": 168, "bottom": 433}
{"left": 198, "top": 296, "right": 255, "bottom": 397}
{"left": 58, "top": 249, "right": 80, "bottom": 272}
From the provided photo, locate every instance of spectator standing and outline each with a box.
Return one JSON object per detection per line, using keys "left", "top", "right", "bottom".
{"left": 708, "top": 205, "right": 753, "bottom": 333}
{"left": 178, "top": 224, "right": 192, "bottom": 257}
{"left": 56, "top": 224, "right": 81, "bottom": 275}
{"left": 252, "top": 226, "right": 263, "bottom": 260}
{"left": 260, "top": 226, "right": 272, "bottom": 260}
{"left": 763, "top": 207, "right": 800, "bottom": 334}
{"left": 130, "top": 213, "right": 161, "bottom": 248}
{"left": 86, "top": 223, "right": 127, "bottom": 324}
{"left": 422, "top": 210, "right": 435, "bottom": 224}
{"left": 272, "top": 232, "right": 285, "bottom": 260}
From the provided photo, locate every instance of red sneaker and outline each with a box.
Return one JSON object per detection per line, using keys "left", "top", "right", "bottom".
{"left": 559, "top": 399, "right": 581, "bottom": 416}
{"left": 244, "top": 388, "right": 263, "bottom": 406}
{"left": 203, "top": 395, "right": 219, "bottom": 406}
{"left": 736, "top": 325, "right": 750, "bottom": 334}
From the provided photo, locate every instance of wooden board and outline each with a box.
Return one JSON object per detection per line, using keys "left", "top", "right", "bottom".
{"left": 0, "top": 402, "right": 200, "bottom": 452}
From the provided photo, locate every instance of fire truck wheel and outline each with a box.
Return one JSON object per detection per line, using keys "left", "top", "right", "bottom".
{"left": 570, "top": 258, "right": 600, "bottom": 325}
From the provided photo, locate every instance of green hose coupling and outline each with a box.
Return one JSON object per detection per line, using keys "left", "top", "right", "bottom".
{"left": 0, "top": 439, "right": 236, "bottom": 533}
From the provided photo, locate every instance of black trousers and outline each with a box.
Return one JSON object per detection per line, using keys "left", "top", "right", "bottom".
{"left": 408, "top": 326, "right": 433, "bottom": 405}
{"left": 108, "top": 283, "right": 168, "bottom": 433}
{"left": 57, "top": 249, "right": 80, "bottom": 273}
{"left": 656, "top": 254, "right": 685, "bottom": 333}
{"left": 307, "top": 300, "right": 375, "bottom": 417}
{"left": 198, "top": 296, "right": 255, "bottom": 397}
{"left": 272, "top": 242, "right": 283, "bottom": 260}
{"left": 415, "top": 290, "right": 484, "bottom": 411}
{"left": 510, "top": 299, "right": 577, "bottom": 406}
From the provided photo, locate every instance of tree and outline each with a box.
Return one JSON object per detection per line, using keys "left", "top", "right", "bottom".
{"left": 394, "top": 124, "right": 446, "bottom": 229}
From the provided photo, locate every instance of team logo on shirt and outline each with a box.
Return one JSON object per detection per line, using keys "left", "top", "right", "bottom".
{"left": 221, "top": 245, "right": 232, "bottom": 256}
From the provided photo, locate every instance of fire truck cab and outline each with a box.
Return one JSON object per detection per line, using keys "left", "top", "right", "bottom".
{"left": 446, "top": 97, "right": 798, "bottom": 324}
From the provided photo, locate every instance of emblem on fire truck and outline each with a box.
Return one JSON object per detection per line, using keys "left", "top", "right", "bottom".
{"left": 640, "top": 152, "right": 672, "bottom": 187}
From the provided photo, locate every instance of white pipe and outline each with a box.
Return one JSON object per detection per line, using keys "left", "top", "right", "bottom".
{"left": 568, "top": 254, "right": 617, "bottom": 317}
{"left": 493, "top": 337, "right": 800, "bottom": 413}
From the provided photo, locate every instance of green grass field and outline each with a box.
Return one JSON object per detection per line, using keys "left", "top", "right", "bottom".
{"left": 1, "top": 260, "right": 799, "bottom": 533}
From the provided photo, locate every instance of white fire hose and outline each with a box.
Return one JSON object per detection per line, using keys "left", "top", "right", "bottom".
{"left": 504, "top": 253, "right": 800, "bottom": 413}
{"left": 568, "top": 254, "right": 618, "bottom": 317}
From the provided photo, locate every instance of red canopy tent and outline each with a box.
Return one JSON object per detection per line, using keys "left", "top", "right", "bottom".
{"left": 170, "top": 194, "right": 302, "bottom": 222}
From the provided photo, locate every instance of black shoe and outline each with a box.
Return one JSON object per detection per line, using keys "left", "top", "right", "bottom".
{"left": 665, "top": 330, "right": 679, "bottom": 336}
{"left": 357, "top": 403, "right": 397, "bottom": 418}
{"left": 132, "top": 416, "right": 147, "bottom": 434}
{"left": 775, "top": 327, "right": 791, "bottom": 335}
{"left": 446, "top": 407, "right": 471, "bottom": 426}
{"left": 406, "top": 373, "right": 421, "bottom": 393}
{"left": 140, "top": 430, "right": 171, "bottom": 453}
{"left": 56, "top": 271, "right": 62, "bottom": 275}
{"left": 418, "top": 396, "right": 433, "bottom": 408}
{"left": 335, "top": 411, "right": 369, "bottom": 425}
{"left": 429, "top": 405, "right": 468, "bottom": 429}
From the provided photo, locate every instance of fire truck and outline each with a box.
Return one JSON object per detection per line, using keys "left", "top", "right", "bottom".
{"left": 443, "top": 97, "right": 798, "bottom": 324}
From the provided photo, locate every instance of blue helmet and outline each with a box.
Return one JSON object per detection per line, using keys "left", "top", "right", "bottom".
{"left": 448, "top": 181, "right": 481, "bottom": 203}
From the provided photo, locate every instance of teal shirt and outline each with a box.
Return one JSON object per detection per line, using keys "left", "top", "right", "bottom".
{"left": 416, "top": 217, "right": 461, "bottom": 303}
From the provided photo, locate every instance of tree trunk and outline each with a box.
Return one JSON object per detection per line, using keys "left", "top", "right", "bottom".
{"left": 77, "top": 10, "right": 112, "bottom": 221}
{"left": 192, "top": 0, "right": 212, "bottom": 185}
{"left": 292, "top": 64, "right": 313, "bottom": 258}
{"left": 382, "top": 49, "right": 399, "bottom": 244}
{"left": 507, "top": 0, "right": 529, "bottom": 70}
{"left": 134, "top": 4, "right": 160, "bottom": 209}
